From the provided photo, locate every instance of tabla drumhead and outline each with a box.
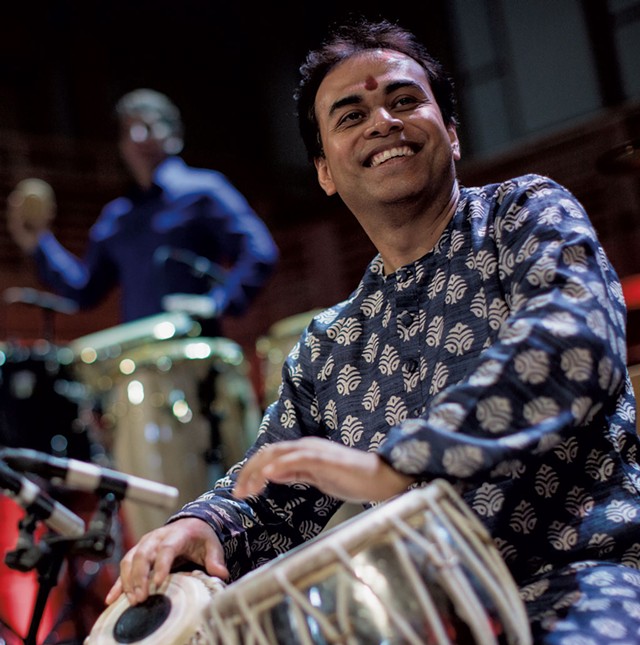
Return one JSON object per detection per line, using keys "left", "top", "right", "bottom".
{"left": 86, "top": 571, "right": 225, "bottom": 645}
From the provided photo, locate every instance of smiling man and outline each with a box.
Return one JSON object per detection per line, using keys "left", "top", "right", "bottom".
{"left": 106, "top": 18, "right": 640, "bottom": 644}
{"left": 312, "top": 48, "right": 460, "bottom": 275}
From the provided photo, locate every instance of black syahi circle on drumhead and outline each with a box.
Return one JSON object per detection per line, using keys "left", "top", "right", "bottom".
{"left": 113, "top": 595, "right": 172, "bottom": 643}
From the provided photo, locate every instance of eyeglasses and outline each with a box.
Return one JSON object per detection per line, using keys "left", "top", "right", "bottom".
{"left": 123, "top": 119, "right": 174, "bottom": 143}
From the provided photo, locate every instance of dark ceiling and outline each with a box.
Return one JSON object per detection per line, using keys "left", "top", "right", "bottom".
{"left": 0, "top": 1, "right": 455, "bottom": 188}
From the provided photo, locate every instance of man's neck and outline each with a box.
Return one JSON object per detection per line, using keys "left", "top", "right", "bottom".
{"left": 129, "top": 156, "right": 168, "bottom": 191}
{"left": 365, "top": 180, "right": 461, "bottom": 275}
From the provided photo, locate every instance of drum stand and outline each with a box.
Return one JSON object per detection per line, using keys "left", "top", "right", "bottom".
{"left": 4, "top": 493, "right": 119, "bottom": 645}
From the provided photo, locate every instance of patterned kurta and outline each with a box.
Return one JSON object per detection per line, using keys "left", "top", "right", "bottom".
{"left": 175, "top": 174, "right": 640, "bottom": 643}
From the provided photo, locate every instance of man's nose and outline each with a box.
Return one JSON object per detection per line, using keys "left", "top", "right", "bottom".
{"left": 364, "top": 108, "right": 403, "bottom": 137}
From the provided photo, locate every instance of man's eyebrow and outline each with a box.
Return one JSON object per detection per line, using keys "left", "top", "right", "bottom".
{"left": 386, "top": 79, "right": 422, "bottom": 94}
{"left": 327, "top": 79, "right": 423, "bottom": 117}
{"left": 328, "top": 94, "right": 362, "bottom": 118}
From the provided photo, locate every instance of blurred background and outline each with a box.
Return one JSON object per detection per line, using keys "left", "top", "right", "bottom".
{"left": 0, "top": 3, "right": 639, "bottom": 641}
{"left": 0, "top": 0, "right": 639, "bottom": 369}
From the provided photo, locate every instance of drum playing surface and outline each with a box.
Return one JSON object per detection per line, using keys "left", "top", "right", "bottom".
{"left": 85, "top": 570, "right": 226, "bottom": 645}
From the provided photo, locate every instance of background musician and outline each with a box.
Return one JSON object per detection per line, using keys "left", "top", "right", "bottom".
{"left": 6, "top": 88, "right": 279, "bottom": 338}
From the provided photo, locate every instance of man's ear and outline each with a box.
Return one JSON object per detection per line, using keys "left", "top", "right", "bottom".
{"left": 314, "top": 157, "right": 337, "bottom": 196}
{"left": 448, "top": 125, "right": 461, "bottom": 161}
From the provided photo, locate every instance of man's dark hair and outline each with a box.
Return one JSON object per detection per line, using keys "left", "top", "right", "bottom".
{"left": 295, "top": 17, "right": 458, "bottom": 162}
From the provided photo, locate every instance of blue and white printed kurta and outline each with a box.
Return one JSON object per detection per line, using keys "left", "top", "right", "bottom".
{"left": 174, "top": 174, "right": 640, "bottom": 642}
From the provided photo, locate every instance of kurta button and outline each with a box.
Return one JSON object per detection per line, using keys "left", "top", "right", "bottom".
{"left": 407, "top": 359, "right": 418, "bottom": 372}
{"left": 400, "top": 312, "right": 413, "bottom": 326}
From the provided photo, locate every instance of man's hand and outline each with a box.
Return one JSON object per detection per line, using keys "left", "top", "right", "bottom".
{"left": 105, "top": 517, "right": 228, "bottom": 607}
{"left": 233, "top": 437, "right": 415, "bottom": 503}
{"left": 6, "top": 178, "right": 56, "bottom": 253}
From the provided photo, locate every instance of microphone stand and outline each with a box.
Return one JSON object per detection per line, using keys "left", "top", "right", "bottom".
{"left": 3, "top": 492, "right": 119, "bottom": 645}
{"left": 7, "top": 515, "right": 71, "bottom": 645}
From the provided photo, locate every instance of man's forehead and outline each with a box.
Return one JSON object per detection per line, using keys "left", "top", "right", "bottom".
{"left": 364, "top": 75, "right": 378, "bottom": 91}
{"left": 120, "top": 110, "right": 164, "bottom": 125}
{"left": 317, "top": 50, "right": 428, "bottom": 102}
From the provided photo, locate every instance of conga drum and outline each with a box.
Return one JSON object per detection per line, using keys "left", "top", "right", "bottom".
{"left": 70, "top": 314, "right": 261, "bottom": 540}
{"left": 206, "top": 480, "right": 531, "bottom": 644}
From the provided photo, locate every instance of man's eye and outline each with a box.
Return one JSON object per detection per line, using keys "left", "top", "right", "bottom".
{"left": 337, "top": 111, "right": 363, "bottom": 127}
{"left": 393, "top": 95, "right": 419, "bottom": 108}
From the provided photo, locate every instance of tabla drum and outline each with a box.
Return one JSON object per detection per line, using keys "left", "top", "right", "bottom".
{"left": 0, "top": 339, "right": 90, "bottom": 460}
{"left": 70, "top": 317, "right": 261, "bottom": 540}
{"left": 205, "top": 480, "right": 532, "bottom": 644}
{"left": 85, "top": 570, "right": 227, "bottom": 645}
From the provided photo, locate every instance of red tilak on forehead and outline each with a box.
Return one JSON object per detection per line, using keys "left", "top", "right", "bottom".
{"left": 364, "top": 75, "right": 378, "bottom": 90}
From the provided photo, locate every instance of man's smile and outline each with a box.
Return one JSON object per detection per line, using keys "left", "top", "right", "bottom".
{"left": 367, "top": 145, "right": 416, "bottom": 168}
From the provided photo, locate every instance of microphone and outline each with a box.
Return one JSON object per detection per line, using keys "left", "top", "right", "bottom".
{"left": 153, "top": 246, "right": 226, "bottom": 285}
{"left": 0, "top": 460, "right": 85, "bottom": 537}
{"left": 1, "top": 449, "right": 179, "bottom": 510}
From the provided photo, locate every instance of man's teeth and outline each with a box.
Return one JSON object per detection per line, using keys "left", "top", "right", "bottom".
{"left": 370, "top": 146, "right": 415, "bottom": 168}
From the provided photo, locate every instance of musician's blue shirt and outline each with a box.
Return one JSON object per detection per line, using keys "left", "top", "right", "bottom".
{"left": 32, "top": 156, "right": 278, "bottom": 334}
